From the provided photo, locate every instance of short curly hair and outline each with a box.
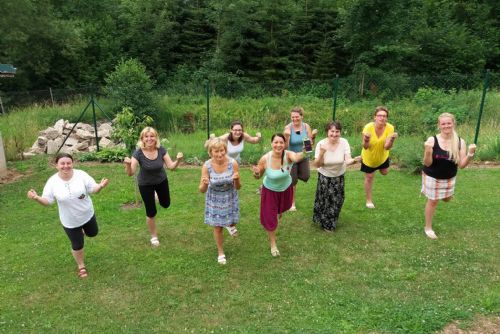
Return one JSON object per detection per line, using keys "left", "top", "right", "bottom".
{"left": 207, "top": 138, "right": 227, "bottom": 156}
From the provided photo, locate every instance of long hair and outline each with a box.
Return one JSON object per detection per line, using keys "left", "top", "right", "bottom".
{"left": 438, "top": 113, "right": 460, "bottom": 164}
{"left": 137, "top": 127, "right": 161, "bottom": 149}
{"left": 271, "top": 133, "right": 286, "bottom": 171}
{"left": 228, "top": 120, "right": 244, "bottom": 144}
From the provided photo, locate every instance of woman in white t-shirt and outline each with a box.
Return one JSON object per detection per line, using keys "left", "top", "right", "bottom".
{"left": 27, "top": 153, "right": 108, "bottom": 278}
{"left": 313, "top": 121, "right": 360, "bottom": 232}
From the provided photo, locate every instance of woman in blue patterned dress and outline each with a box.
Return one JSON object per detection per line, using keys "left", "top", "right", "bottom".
{"left": 199, "top": 139, "right": 241, "bottom": 265}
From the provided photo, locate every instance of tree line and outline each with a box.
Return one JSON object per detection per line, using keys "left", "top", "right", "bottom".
{"left": 1, "top": 0, "right": 498, "bottom": 91}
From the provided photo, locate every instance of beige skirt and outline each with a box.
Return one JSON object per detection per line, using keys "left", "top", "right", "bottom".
{"left": 421, "top": 172, "right": 456, "bottom": 200}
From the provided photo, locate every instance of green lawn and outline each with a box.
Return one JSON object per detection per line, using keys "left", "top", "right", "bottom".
{"left": 0, "top": 159, "right": 499, "bottom": 333}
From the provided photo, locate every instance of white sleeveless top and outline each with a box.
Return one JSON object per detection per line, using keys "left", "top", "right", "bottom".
{"left": 227, "top": 140, "right": 244, "bottom": 163}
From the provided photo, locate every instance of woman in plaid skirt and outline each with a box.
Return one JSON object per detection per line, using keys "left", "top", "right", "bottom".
{"left": 421, "top": 113, "right": 476, "bottom": 239}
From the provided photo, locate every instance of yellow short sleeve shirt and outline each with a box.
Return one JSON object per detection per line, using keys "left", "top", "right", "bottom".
{"left": 361, "top": 122, "right": 394, "bottom": 168}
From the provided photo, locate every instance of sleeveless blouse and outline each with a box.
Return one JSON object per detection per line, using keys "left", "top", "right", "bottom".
{"left": 263, "top": 151, "right": 292, "bottom": 192}
{"left": 204, "top": 159, "right": 239, "bottom": 226}
{"left": 288, "top": 123, "right": 307, "bottom": 153}
{"left": 423, "top": 136, "right": 459, "bottom": 179}
{"left": 227, "top": 140, "right": 244, "bottom": 163}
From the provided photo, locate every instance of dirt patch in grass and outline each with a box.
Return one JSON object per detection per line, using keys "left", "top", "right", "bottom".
{"left": 121, "top": 201, "right": 142, "bottom": 210}
{"left": 0, "top": 169, "right": 28, "bottom": 185}
{"left": 439, "top": 315, "right": 500, "bottom": 334}
{"left": 468, "top": 161, "right": 500, "bottom": 168}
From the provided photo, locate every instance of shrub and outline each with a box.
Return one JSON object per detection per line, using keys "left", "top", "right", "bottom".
{"left": 104, "top": 58, "right": 159, "bottom": 120}
{"left": 391, "top": 136, "right": 426, "bottom": 174}
{"left": 77, "top": 147, "right": 129, "bottom": 162}
{"left": 478, "top": 136, "right": 500, "bottom": 161}
{"left": 112, "top": 107, "right": 153, "bottom": 153}
{"left": 413, "top": 88, "right": 471, "bottom": 130}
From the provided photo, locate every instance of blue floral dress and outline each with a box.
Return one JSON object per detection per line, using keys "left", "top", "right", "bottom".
{"left": 204, "top": 159, "right": 239, "bottom": 227}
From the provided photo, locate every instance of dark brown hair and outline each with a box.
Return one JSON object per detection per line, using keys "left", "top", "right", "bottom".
{"left": 271, "top": 133, "right": 286, "bottom": 171}
{"left": 228, "top": 120, "right": 244, "bottom": 143}
{"left": 325, "top": 121, "right": 342, "bottom": 132}
{"left": 54, "top": 153, "right": 73, "bottom": 163}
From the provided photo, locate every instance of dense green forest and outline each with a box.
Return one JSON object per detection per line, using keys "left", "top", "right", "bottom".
{"left": 1, "top": 0, "right": 498, "bottom": 91}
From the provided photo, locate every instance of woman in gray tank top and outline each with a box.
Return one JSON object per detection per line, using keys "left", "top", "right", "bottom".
{"left": 124, "top": 127, "right": 183, "bottom": 247}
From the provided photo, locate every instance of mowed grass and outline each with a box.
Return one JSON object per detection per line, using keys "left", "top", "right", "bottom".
{"left": 0, "top": 158, "right": 499, "bottom": 333}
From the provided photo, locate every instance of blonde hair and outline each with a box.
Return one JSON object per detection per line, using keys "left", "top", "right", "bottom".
{"left": 207, "top": 138, "right": 227, "bottom": 157}
{"left": 438, "top": 113, "right": 460, "bottom": 164}
{"left": 137, "top": 127, "right": 161, "bottom": 149}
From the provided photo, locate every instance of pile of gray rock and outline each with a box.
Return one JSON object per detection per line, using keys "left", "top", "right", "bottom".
{"left": 23, "top": 119, "right": 123, "bottom": 157}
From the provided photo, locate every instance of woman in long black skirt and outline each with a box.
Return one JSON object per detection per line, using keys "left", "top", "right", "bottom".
{"left": 313, "top": 121, "right": 360, "bottom": 232}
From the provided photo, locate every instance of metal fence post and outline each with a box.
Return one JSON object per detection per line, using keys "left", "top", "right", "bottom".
{"left": 474, "top": 70, "right": 490, "bottom": 144}
{"left": 332, "top": 74, "right": 339, "bottom": 121}
{"left": 91, "top": 92, "right": 99, "bottom": 152}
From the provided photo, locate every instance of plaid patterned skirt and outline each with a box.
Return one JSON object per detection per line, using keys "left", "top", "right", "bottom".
{"left": 421, "top": 172, "right": 456, "bottom": 200}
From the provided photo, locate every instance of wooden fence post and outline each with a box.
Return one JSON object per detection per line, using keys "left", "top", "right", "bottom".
{"left": 49, "top": 87, "right": 55, "bottom": 107}
{"left": 0, "top": 131, "right": 7, "bottom": 177}
{"left": 0, "top": 95, "right": 4, "bottom": 114}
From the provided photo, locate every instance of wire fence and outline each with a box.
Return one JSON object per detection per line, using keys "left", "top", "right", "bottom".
{"left": 163, "top": 71, "right": 497, "bottom": 137}
{"left": 172, "top": 71, "right": 500, "bottom": 99}
{"left": 1, "top": 72, "right": 498, "bottom": 138}
{"left": 0, "top": 72, "right": 498, "bottom": 163}
{"left": 0, "top": 87, "right": 101, "bottom": 114}
{"left": 2, "top": 72, "right": 498, "bottom": 110}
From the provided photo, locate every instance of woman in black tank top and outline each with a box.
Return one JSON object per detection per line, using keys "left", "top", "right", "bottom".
{"left": 421, "top": 113, "right": 476, "bottom": 240}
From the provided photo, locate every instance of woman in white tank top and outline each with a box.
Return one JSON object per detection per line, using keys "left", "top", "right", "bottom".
{"left": 205, "top": 120, "right": 262, "bottom": 164}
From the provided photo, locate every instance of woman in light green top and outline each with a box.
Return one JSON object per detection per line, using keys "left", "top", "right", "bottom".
{"left": 251, "top": 133, "right": 305, "bottom": 257}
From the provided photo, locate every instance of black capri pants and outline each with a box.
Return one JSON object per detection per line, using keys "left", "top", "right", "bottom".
{"left": 138, "top": 178, "right": 171, "bottom": 218}
{"left": 63, "top": 214, "right": 98, "bottom": 251}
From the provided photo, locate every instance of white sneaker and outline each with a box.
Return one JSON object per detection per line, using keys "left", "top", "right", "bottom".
{"left": 150, "top": 237, "right": 160, "bottom": 247}
{"left": 217, "top": 255, "right": 226, "bottom": 265}
{"left": 289, "top": 205, "right": 297, "bottom": 212}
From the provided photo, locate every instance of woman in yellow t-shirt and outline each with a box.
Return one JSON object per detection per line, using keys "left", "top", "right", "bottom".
{"left": 360, "top": 106, "right": 398, "bottom": 209}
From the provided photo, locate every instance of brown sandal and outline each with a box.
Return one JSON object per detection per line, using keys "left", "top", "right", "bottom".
{"left": 77, "top": 267, "right": 88, "bottom": 278}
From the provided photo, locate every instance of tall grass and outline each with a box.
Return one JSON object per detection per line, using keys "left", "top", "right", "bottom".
{"left": 0, "top": 98, "right": 115, "bottom": 160}
{"left": 1, "top": 90, "right": 498, "bottom": 165}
